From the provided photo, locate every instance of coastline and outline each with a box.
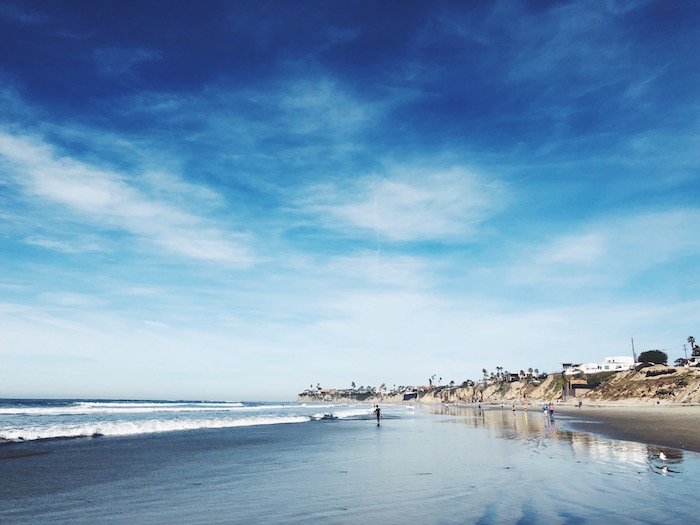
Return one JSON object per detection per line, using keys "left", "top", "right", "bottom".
{"left": 553, "top": 403, "right": 700, "bottom": 453}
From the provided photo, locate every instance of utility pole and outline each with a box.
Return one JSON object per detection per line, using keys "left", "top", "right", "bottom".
{"left": 631, "top": 337, "right": 637, "bottom": 363}
{"left": 684, "top": 344, "right": 688, "bottom": 359}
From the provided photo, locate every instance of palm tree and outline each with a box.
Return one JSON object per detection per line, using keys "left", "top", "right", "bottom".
{"left": 689, "top": 336, "right": 699, "bottom": 356}
{"left": 351, "top": 381, "right": 356, "bottom": 389}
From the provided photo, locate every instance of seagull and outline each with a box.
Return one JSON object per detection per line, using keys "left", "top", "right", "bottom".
{"left": 659, "top": 452, "right": 667, "bottom": 461}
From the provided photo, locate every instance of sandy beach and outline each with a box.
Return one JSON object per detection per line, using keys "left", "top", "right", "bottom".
{"left": 555, "top": 403, "right": 700, "bottom": 453}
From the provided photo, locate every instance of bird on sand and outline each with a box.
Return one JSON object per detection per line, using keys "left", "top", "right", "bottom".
{"left": 659, "top": 452, "right": 667, "bottom": 461}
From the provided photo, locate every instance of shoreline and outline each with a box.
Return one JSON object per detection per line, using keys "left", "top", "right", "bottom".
{"left": 439, "top": 400, "right": 700, "bottom": 453}
{"left": 551, "top": 404, "right": 700, "bottom": 453}
{"left": 303, "top": 397, "right": 700, "bottom": 454}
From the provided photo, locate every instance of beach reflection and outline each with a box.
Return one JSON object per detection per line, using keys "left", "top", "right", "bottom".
{"left": 424, "top": 405, "right": 685, "bottom": 475}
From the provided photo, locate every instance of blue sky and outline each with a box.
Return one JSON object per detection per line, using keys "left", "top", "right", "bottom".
{"left": 1, "top": 0, "right": 698, "bottom": 401}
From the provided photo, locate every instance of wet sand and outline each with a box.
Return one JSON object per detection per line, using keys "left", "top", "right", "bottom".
{"left": 4, "top": 406, "right": 700, "bottom": 524}
{"left": 556, "top": 404, "right": 700, "bottom": 452}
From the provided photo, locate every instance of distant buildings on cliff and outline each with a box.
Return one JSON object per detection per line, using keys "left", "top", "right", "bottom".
{"left": 562, "top": 356, "right": 635, "bottom": 376}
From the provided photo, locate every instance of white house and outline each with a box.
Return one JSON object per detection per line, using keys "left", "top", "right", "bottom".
{"left": 563, "top": 356, "right": 635, "bottom": 376}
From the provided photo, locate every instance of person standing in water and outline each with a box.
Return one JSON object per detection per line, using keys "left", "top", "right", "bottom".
{"left": 374, "top": 405, "right": 381, "bottom": 425}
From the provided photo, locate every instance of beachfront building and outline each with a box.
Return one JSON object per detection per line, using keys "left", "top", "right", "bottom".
{"left": 563, "top": 356, "right": 635, "bottom": 376}
{"left": 561, "top": 378, "right": 593, "bottom": 400}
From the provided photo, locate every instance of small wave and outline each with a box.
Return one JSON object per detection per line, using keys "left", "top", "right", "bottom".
{"left": 0, "top": 415, "right": 311, "bottom": 443}
{"left": 76, "top": 401, "right": 245, "bottom": 408}
{"left": 311, "top": 407, "right": 374, "bottom": 421}
{"left": 0, "top": 402, "right": 252, "bottom": 416}
{"left": 334, "top": 408, "right": 375, "bottom": 419}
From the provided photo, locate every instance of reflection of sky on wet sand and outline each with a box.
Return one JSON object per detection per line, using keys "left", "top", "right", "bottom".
{"left": 400, "top": 405, "right": 700, "bottom": 523}
{"left": 424, "top": 405, "right": 686, "bottom": 476}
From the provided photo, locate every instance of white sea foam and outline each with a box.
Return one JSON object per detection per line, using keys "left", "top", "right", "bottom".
{"left": 335, "top": 408, "right": 374, "bottom": 419}
{"left": 311, "top": 407, "right": 373, "bottom": 420}
{"left": 0, "top": 415, "right": 310, "bottom": 442}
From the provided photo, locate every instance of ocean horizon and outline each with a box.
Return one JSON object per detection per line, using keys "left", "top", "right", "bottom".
{"left": 2, "top": 399, "right": 699, "bottom": 524}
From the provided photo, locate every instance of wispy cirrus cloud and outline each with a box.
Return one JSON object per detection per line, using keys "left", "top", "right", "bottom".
{"left": 274, "top": 78, "right": 372, "bottom": 136}
{"left": 506, "top": 209, "right": 700, "bottom": 290}
{"left": 0, "top": 129, "right": 254, "bottom": 266}
{"left": 25, "top": 235, "right": 102, "bottom": 253}
{"left": 298, "top": 166, "right": 506, "bottom": 242}
{"left": 93, "top": 47, "right": 163, "bottom": 77}
{"left": 0, "top": 2, "right": 47, "bottom": 24}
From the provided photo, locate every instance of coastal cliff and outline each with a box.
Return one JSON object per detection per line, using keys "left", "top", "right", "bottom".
{"left": 298, "top": 367, "right": 700, "bottom": 405}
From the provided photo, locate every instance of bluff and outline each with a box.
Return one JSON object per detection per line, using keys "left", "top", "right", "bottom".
{"left": 297, "top": 367, "right": 700, "bottom": 405}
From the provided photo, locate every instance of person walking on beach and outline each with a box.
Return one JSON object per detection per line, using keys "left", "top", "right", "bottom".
{"left": 374, "top": 405, "right": 381, "bottom": 425}
{"left": 548, "top": 402, "right": 554, "bottom": 417}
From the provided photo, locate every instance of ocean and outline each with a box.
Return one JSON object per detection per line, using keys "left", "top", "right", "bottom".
{"left": 1, "top": 399, "right": 698, "bottom": 524}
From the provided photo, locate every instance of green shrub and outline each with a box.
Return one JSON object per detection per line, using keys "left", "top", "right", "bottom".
{"left": 638, "top": 350, "right": 668, "bottom": 365}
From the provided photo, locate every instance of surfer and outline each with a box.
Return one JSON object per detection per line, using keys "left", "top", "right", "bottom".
{"left": 374, "top": 405, "right": 381, "bottom": 425}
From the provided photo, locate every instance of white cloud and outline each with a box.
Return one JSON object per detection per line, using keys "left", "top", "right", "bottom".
{"left": 25, "top": 235, "right": 102, "bottom": 253}
{"left": 276, "top": 78, "right": 371, "bottom": 135}
{"left": 323, "top": 252, "right": 432, "bottom": 289}
{"left": 507, "top": 208, "right": 700, "bottom": 288}
{"left": 0, "top": 129, "right": 255, "bottom": 266}
{"left": 141, "top": 170, "right": 223, "bottom": 205}
{"left": 300, "top": 166, "right": 506, "bottom": 242}
{"left": 93, "top": 47, "right": 162, "bottom": 76}
{"left": 536, "top": 232, "right": 607, "bottom": 265}
{"left": 0, "top": 3, "right": 46, "bottom": 24}
{"left": 40, "top": 292, "right": 102, "bottom": 308}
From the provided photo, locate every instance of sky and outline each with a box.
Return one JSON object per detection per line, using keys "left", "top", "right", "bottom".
{"left": 0, "top": 0, "right": 698, "bottom": 401}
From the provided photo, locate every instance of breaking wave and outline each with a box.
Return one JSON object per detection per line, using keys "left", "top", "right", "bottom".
{"left": 0, "top": 415, "right": 310, "bottom": 443}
